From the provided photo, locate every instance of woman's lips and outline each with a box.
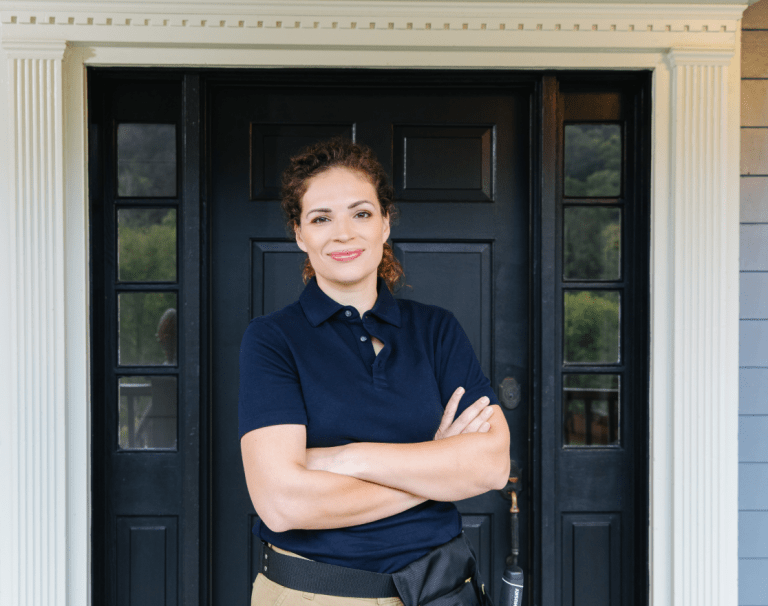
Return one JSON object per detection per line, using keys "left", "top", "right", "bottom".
{"left": 329, "top": 249, "right": 363, "bottom": 262}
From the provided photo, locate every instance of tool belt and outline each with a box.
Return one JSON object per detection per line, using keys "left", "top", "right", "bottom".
{"left": 259, "top": 532, "right": 492, "bottom": 606}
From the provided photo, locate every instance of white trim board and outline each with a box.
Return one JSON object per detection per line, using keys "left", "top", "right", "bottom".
{"left": 0, "top": 2, "right": 745, "bottom": 605}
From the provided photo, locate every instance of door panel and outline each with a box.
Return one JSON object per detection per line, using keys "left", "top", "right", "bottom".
{"left": 116, "top": 516, "right": 179, "bottom": 606}
{"left": 392, "top": 242, "right": 493, "bottom": 373}
{"left": 561, "top": 513, "right": 621, "bottom": 606}
{"left": 209, "top": 73, "right": 532, "bottom": 605}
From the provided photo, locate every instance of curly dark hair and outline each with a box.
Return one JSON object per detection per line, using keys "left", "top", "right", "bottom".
{"left": 281, "top": 137, "right": 404, "bottom": 291}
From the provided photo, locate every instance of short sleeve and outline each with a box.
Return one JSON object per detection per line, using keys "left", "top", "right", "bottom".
{"left": 435, "top": 312, "right": 500, "bottom": 416}
{"left": 238, "top": 318, "right": 308, "bottom": 438}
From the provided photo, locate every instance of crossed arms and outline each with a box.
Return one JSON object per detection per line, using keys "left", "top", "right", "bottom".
{"left": 240, "top": 387, "right": 511, "bottom": 533}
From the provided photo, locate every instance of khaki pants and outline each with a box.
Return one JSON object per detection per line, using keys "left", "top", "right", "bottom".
{"left": 251, "top": 546, "right": 404, "bottom": 606}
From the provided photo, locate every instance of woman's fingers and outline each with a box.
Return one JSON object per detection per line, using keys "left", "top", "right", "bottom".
{"left": 434, "top": 387, "right": 464, "bottom": 439}
{"left": 461, "top": 405, "right": 494, "bottom": 434}
{"left": 447, "top": 396, "right": 490, "bottom": 436}
{"left": 435, "top": 391, "right": 494, "bottom": 439}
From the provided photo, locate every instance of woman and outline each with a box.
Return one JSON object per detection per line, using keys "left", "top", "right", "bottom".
{"left": 239, "top": 138, "right": 510, "bottom": 606}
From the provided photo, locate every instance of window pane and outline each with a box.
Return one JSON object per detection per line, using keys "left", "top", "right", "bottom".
{"left": 564, "top": 124, "right": 621, "bottom": 197}
{"left": 564, "top": 207, "right": 621, "bottom": 280}
{"left": 118, "top": 376, "right": 177, "bottom": 450}
{"left": 564, "top": 290, "right": 620, "bottom": 363}
{"left": 118, "top": 208, "right": 177, "bottom": 282}
{"left": 118, "top": 293, "right": 177, "bottom": 366}
{"left": 563, "top": 374, "right": 619, "bottom": 446}
{"left": 117, "top": 123, "right": 177, "bottom": 197}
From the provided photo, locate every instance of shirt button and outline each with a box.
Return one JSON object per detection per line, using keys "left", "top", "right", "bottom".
{"left": 345, "top": 310, "right": 352, "bottom": 317}
{"left": 360, "top": 335, "right": 368, "bottom": 342}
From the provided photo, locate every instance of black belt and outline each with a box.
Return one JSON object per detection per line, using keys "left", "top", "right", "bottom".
{"left": 259, "top": 542, "right": 400, "bottom": 599}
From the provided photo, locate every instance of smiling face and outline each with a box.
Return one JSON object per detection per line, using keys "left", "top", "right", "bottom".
{"left": 295, "top": 167, "right": 391, "bottom": 297}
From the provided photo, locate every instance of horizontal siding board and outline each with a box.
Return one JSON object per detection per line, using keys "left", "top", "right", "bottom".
{"left": 742, "top": 177, "right": 768, "bottom": 222}
{"left": 741, "top": 463, "right": 768, "bottom": 510}
{"left": 743, "top": 80, "right": 768, "bottom": 127}
{"left": 742, "top": 225, "right": 768, "bottom": 271}
{"left": 741, "top": 127, "right": 768, "bottom": 175}
{"left": 742, "top": 272, "right": 768, "bottom": 318}
{"left": 741, "top": 368, "right": 768, "bottom": 415}
{"left": 740, "top": 416, "right": 768, "bottom": 462}
{"left": 740, "top": 559, "right": 768, "bottom": 605}
{"left": 740, "top": 321, "right": 768, "bottom": 366}
{"left": 740, "top": 512, "right": 768, "bottom": 557}
{"left": 744, "top": 32, "right": 768, "bottom": 78}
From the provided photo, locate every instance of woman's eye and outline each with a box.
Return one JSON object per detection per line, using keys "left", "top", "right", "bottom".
{"left": 311, "top": 216, "right": 329, "bottom": 224}
{"left": 355, "top": 211, "right": 372, "bottom": 219}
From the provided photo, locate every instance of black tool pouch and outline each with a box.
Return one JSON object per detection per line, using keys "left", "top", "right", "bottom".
{"left": 391, "top": 532, "right": 493, "bottom": 606}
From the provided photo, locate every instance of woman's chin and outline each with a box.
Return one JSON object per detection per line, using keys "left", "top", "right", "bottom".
{"left": 317, "top": 268, "right": 378, "bottom": 290}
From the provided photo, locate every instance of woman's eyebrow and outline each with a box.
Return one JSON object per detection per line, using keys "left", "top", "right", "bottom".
{"left": 306, "top": 200, "right": 374, "bottom": 217}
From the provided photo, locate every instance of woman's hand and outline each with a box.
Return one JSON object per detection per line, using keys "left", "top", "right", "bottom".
{"left": 305, "top": 388, "right": 493, "bottom": 473}
{"left": 433, "top": 387, "right": 493, "bottom": 440}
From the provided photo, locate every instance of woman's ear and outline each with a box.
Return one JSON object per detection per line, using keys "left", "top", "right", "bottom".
{"left": 382, "top": 213, "right": 391, "bottom": 242}
{"left": 294, "top": 225, "right": 307, "bottom": 253}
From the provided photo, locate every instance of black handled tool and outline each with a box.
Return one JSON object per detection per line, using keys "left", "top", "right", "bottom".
{"left": 498, "top": 461, "right": 523, "bottom": 606}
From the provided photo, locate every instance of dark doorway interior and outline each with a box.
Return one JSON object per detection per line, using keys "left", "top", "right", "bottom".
{"left": 88, "top": 69, "right": 650, "bottom": 606}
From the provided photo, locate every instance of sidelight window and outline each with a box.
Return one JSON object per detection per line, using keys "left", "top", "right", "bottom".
{"left": 112, "top": 120, "right": 181, "bottom": 450}
{"left": 559, "top": 90, "right": 631, "bottom": 449}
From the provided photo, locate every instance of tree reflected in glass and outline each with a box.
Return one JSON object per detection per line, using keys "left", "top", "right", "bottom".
{"left": 564, "top": 207, "right": 621, "bottom": 280}
{"left": 117, "top": 123, "right": 177, "bottom": 197}
{"left": 118, "top": 208, "right": 176, "bottom": 282}
{"left": 564, "top": 124, "right": 621, "bottom": 197}
{"left": 564, "top": 290, "right": 620, "bottom": 363}
{"left": 118, "top": 293, "right": 177, "bottom": 366}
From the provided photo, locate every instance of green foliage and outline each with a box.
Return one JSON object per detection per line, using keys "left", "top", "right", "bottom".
{"left": 117, "top": 208, "right": 177, "bottom": 366}
{"left": 119, "top": 292, "right": 177, "bottom": 366}
{"left": 602, "top": 221, "right": 620, "bottom": 274}
{"left": 564, "top": 373, "right": 619, "bottom": 391}
{"left": 564, "top": 290, "right": 620, "bottom": 363}
{"left": 564, "top": 124, "right": 621, "bottom": 197}
{"left": 117, "top": 124, "right": 177, "bottom": 197}
{"left": 564, "top": 207, "right": 621, "bottom": 280}
{"left": 118, "top": 208, "right": 176, "bottom": 281}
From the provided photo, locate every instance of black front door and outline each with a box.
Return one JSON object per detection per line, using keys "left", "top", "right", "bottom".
{"left": 89, "top": 69, "right": 650, "bottom": 606}
{"left": 209, "top": 71, "right": 533, "bottom": 605}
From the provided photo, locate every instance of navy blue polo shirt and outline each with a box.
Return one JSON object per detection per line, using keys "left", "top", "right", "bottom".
{"left": 238, "top": 277, "right": 499, "bottom": 573}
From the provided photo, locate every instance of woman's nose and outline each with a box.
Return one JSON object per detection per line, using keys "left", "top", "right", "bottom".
{"left": 332, "top": 215, "right": 353, "bottom": 241}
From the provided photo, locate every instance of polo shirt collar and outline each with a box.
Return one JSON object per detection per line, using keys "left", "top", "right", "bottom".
{"left": 300, "top": 277, "right": 402, "bottom": 328}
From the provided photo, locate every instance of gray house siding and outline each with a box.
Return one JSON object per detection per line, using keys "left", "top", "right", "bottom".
{"left": 741, "top": 1, "right": 768, "bottom": 604}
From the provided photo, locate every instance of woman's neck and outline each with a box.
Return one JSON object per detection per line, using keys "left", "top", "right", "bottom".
{"left": 315, "top": 274, "right": 378, "bottom": 317}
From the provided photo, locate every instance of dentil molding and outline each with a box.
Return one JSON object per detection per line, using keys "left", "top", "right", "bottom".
{"left": 0, "top": 1, "right": 746, "bottom": 39}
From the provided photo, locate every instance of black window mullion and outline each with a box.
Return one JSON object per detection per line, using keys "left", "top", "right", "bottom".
{"left": 115, "top": 283, "right": 181, "bottom": 292}
{"left": 114, "top": 202, "right": 181, "bottom": 210}
{"left": 179, "top": 72, "right": 202, "bottom": 606}
{"left": 114, "top": 366, "right": 180, "bottom": 375}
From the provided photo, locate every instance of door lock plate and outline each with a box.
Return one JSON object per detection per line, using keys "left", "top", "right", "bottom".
{"left": 499, "top": 377, "right": 521, "bottom": 410}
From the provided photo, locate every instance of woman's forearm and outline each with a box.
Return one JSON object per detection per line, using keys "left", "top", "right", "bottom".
{"left": 307, "top": 406, "right": 511, "bottom": 502}
{"left": 242, "top": 426, "right": 427, "bottom": 533}
{"left": 265, "top": 467, "right": 427, "bottom": 532}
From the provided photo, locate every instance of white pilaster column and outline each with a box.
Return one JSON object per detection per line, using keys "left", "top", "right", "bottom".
{"left": 665, "top": 48, "right": 740, "bottom": 606}
{"left": 1, "top": 39, "right": 68, "bottom": 606}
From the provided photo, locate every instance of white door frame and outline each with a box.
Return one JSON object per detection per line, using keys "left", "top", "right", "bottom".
{"left": 0, "top": 2, "right": 745, "bottom": 605}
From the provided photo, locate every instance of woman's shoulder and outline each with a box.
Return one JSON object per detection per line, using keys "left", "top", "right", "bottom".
{"left": 241, "top": 300, "right": 305, "bottom": 344}
{"left": 395, "top": 297, "right": 457, "bottom": 328}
